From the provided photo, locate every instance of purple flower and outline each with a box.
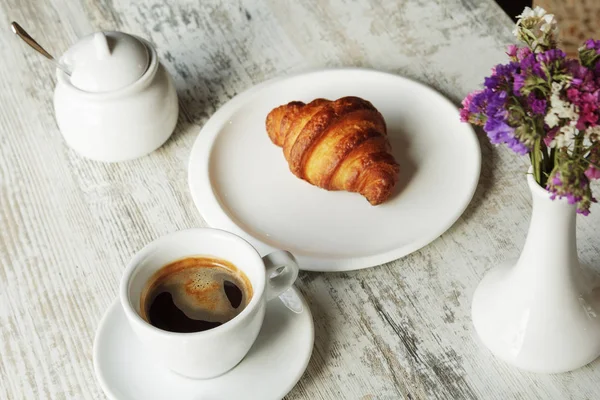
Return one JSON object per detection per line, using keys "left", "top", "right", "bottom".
{"left": 460, "top": 90, "right": 482, "bottom": 123}
{"left": 586, "top": 39, "right": 595, "bottom": 49}
{"left": 520, "top": 54, "right": 545, "bottom": 78}
{"left": 585, "top": 165, "right": 600, "bottom": 180}
{"left": 566, "top": 87, "right": 580, "bottom": 102}
{"left": 516, "top": 47, "right": 531, "bottom": 62}
{"left": 473, "top": 87, "right": 529, "bottom": 155}
{"left": 494, "top": 62, "right": 519, "bottom": 79}
{"left": 485, "top": 90, "right": 508, "bottom": 114}
{"left": 483, "top": 62, "right": 518, "bottom": 92}
{"left": 519, "top": 50, "right": 567, "bottom": 83}
{"left": 578, "top": 102, "right": 599, "bottom": 129}
{"left": 566, "top": 193, "right": 582, "bottom": 205}
{"left": 468, "top": 90, "right": 487, "bottom": 114}
{"left": 484, "top": 118, "right": 514, "bottom": 144}
{"left": 578, "top": 208, "right": 591, "bottom": 216}
{"left": 567, "top": 60, "right": 589, "bottom": 82}
{"left": 543, "top": 127, "right": 558, "bottom": 147}
{"left": 519, "top": 54, "right": 534, "bottom": 70}
{"left": 506, "top": 137, "right": 529, "bottom": 155}
{"left": 585, "top": 39, "right": 600, "bottom": 53}
{"left": 527, "top": 93, "right": 547, "bottom": 115}
{"left": 564, "top": 60, "right": 600, "bottom": 130}
{"left": 513, "top": 74, "right": 526, "bottom": 94}
{"left": 552, "top": 174, "right": 562, "bottom": 186}
{"left": 548, "top": 168, "right": 595, "bottom": 215}
{"left": 460, "top": 35, "right": 600, "bottom": 215}
{"left": 484, "top": 75, "right": 500, "bottom": 90}
{"left": 537, "top": 49, "right": 566, "bottom": 65}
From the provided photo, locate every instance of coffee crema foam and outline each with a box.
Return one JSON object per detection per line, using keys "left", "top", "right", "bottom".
{"left": 140, "top": 257, "right": 253, "bottom": 331}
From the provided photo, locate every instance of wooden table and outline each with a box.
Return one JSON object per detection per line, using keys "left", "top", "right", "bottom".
{"left": 2, "top": 0, "right": 600, "bottom": 399}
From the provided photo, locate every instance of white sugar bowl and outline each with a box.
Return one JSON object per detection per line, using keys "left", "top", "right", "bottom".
{"left": 53, "top": 31, "right": 178, "bottom": 162}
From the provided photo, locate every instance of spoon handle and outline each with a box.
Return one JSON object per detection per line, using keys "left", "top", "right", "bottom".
{"left": 11, "top": 21, "right": 72, "bottom": 76}
{"left": 11, "top": 22, "right": 54, "bottom": 60}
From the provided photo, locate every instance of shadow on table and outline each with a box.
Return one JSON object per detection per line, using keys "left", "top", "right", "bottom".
{"left": 457, "top": 127, "right": 498, "bottom": 223}
{"left": 372, "top": 63, "right": 499, "bottom": 224}
{"left": 322, "top": 62, "right": 499, "bottom": 224}
{"left": 375, "top": 67, "right": 499, "bottom": 224}
{"left": 158, "top": 64, "right": 239, "bottom": 150}
{"left": 387, "top": 127, "right": 417, "bottom": 202}
{"left": 155, "top": 35, "right": 247, "bottom": 149}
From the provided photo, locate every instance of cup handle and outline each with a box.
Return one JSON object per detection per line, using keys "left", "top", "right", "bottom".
{"left": 262, "top": 251, "right": 299, "bottom": 301}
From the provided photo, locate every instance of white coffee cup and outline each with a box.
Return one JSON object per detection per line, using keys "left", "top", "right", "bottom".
{"left": 120, "top": 228, "right": 299, "bottom": 379}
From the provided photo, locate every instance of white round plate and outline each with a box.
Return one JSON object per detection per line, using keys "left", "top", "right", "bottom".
{"left": 188, "top": 68, "right": 480, "bottom": 271}
{"left": 94, "top": 288, "right": 313, "bottom": 400}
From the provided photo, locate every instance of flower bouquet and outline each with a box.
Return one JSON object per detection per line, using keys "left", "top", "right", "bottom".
{"left": 468, "top": 7, "right": 600, "bottom": 374}
{"left": 461, "top": 6, "right": 600, "bottom": 214}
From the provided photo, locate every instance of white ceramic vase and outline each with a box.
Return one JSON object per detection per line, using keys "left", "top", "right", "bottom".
{"left": 472, "top": 171, "right": 600, "bottom": 373}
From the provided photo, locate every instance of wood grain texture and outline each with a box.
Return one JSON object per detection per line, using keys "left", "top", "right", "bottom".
{"left": 2, "top": 0, "right": 600, "bottom": 399}
{"left": 534, "top": 0, "right": 600, "bottom": 57}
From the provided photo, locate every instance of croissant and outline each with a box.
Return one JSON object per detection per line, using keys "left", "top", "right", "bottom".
{"left": 265, "top": 96, "right": 400, "bottom": 205}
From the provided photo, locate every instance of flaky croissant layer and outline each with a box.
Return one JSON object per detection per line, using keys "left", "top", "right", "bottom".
{"left": 266, "top": 96, "right": 400, "bottom": 205}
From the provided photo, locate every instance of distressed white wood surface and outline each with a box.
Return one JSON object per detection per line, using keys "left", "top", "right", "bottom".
{"left": 2, "top": 0, "right": 600, "bottom": 399}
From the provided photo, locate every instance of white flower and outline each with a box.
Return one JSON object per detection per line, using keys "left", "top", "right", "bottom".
{"left": 556, "top": 122, "right": 577, "bottom": 148}
{"left": 545, "top": 112, "right": 559, "bottom": 128}
{"left": 540, "top": 14, "right": 556, "bottom": 33}
{"left": 514, "top": 6, "right": 558, "bottom": 51}
{"left": 517, "top": 6, "right": 547, "bottom": 19}
{"left": 545, "top": 82, "right": 578, "bottom": 125}
{"left": 545, "top": 82, "right": 580, "bottom": 148}
{"left": 584, "top": 126, "right": 600, "bottom": 143}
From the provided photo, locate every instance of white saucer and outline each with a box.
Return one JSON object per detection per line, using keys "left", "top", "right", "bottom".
{"left": 94, "top": 288, "right": 314, "bottom": 400}
{"left": 188, "top": 68, "right": 481, "bottom": 271}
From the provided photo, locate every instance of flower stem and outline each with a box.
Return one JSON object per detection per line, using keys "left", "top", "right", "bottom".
{"left": 531, "top": 137, "right": 545, "bottom": 187}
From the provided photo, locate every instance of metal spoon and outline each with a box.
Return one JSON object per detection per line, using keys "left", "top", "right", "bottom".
{"left": 11, "top": 21, "right": 72, "bottom": 76}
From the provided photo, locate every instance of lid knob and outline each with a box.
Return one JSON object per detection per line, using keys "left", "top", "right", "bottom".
{"left": 93, "top": 32, "right": 111, "bottom": 59}
{"left": 64, "top": 31, "right": 150, "bottom": 93}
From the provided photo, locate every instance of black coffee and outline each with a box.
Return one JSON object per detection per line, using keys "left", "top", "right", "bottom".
{"left": 140, "top": 257, "right": 253, "bottom": 333}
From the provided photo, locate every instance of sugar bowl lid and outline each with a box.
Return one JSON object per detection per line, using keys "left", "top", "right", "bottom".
{"left": 62, "top": 31, "right": 150, "bottom": 93}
